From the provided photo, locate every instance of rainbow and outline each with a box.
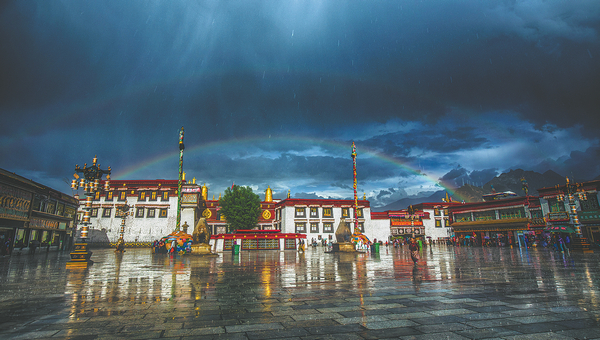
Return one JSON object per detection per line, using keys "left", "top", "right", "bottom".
{"left": 113, "top": 135, "right": 466, "bottom": 202}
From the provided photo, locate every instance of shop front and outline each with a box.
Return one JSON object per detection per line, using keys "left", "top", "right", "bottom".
{"left": 211, "top": 229, "right": 307, "bottom": 251}
{"left": 451, "top": 218, "right": 529, "bottom": 247}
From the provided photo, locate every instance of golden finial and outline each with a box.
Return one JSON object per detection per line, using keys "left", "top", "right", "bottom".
{"left": 287, "top": 190, "right": 291, "bottom": 199}
{"left": 202, "top": 183, "right": 208, "bottom": 201}
{"left": 265, "top": 186, "right": 273, "bottom": 202}
{"left": 363, "top": 192, "right": 366, "bottom": 200}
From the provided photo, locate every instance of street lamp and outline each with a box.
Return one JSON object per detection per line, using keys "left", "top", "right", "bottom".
{"left": 66, "top": 155, "right": 111, "bottom": 268}
{"left": 556, "top": 177, "right": 586, "bottom": 236}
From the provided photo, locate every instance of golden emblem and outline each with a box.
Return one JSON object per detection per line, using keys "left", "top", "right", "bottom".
{"left": 262, "top": 210, "right": 272, "bottom": 219}
{"left": 202, "top": 208, "right": 212, "bottom": 218}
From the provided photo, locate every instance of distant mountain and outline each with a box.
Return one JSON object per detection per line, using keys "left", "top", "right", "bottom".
{"left": 453, "top": 184, "right": 487, "bottom": 203}
{"left": 482, "top": 169, "right": 566, "bottom": 197}
{"left": 373, "top": 190, "right": 447, "bottom": 212}
{"left": 372, "top": 169, "right": 571, "bottom": 212}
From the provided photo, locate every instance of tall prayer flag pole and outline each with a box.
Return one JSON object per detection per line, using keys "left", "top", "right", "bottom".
{"left": 351, "top": 142, "right": 358, "bottom": 233}
{"left": 176, "top": 127, "right": 185, "bottom": 231}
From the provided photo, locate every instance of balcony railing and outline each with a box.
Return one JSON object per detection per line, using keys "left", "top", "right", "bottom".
{"left": 546, "top": 211, "right": 570, "bottom": 222}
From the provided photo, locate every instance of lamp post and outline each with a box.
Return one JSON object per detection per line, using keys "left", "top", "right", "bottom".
{"left": 67, "top": 155, "right": 111, "bottom": 268}
{"left": 556, "top": 177, "right": 585, "bottom": 236}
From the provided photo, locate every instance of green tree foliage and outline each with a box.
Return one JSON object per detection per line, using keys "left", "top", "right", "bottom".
{"left": 219, "top": 185, "right": 261, "bottom": 231}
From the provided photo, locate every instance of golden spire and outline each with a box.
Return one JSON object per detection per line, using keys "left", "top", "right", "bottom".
{"left": 202, "top": 183, "right": 208, "bottom": 201}
{"left": 287, "top": 190, "right": 291, "bottom": 199}
{"left": 265, "top": 186, "right": 273, "bottom": 202}
{"left": 363, "top": 192, "right": 366, "bottom": 200}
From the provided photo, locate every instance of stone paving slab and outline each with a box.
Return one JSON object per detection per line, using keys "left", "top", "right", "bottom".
{"left": 2, "top": 246, "right": 600, "bottom": 339}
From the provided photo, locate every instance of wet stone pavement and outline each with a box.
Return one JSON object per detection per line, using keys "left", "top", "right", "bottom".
{"left": 1, "top": 245, "right": 600, "bottom": 340}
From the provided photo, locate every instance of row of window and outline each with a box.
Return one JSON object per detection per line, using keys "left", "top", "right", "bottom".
{"left": 434, "top": 219, "right": 450, "bottom": 228}
{"left": 86, "top": 207, "right": 168, "bottom": 219}
{"left": 454, "top": 207, "right": 528, "bottom": 223}
{"left": 31, "top": 195, "right": 77, "bottom": 219}
{"left": 94, "top": 190, "right": 171, "bottom": 202}
{"left": 294, "top": 207, "right": 363, "bottom": 218}
{"left": 294, "top": 222, "right": 364, "bottom": 233}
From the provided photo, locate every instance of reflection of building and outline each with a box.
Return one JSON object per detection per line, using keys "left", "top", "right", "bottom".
{"left": 538, "top": 179, "right": 599, "bottom": 248}
{"left": 449, "top": 196, "right": 544, "bottom": 246}
{"left": 0, "top": 168, "right": 78, "bottom": 253}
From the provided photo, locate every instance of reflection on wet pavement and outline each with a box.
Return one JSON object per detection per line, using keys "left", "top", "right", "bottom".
{"left": 1, "top": 245, "right": 600, "bottom": 339}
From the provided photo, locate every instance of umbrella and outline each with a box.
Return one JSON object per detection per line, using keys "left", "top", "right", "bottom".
{"left": 545, "top": 225, "right": 577, "bottom": 233}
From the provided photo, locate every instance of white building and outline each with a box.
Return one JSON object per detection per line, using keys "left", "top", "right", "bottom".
{"left": 80, "top": 180, "right": 203, "bottom": 246}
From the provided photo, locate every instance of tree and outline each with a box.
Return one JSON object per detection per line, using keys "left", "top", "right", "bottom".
{"left": 219, "top": 185, "right": 261, "bottom": 232}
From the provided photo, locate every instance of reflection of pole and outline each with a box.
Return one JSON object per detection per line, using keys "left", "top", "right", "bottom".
{"left": 351, "top": 142, "right": 358, "bottom": 233}
{"left": 176, "top": 127, "right": 185, "bottom": 231}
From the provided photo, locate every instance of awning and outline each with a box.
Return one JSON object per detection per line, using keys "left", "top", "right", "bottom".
{"left": 545, "top": 225, "right": 577, "bottom": 233}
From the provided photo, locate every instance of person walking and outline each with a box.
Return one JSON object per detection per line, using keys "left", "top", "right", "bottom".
{"left": 409, "top": 238, "right": 419, "bottom": 265}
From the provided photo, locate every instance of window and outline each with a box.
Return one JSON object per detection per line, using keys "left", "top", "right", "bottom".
{"left": 119, "top": 191, "right": 126, "bottom": 201}
{"left": 443, "top": 208, "right": 449, "bottom": 216}
{"left": 295, "top": 222, "right": 306, "bottom": 233}
{"left": 580, "top": 195, "right": 600, "bottom": 211}
{"left": 435, "top": 219, "right": 442, "bottom": 228}
{"left": 136, "top": 207, "right": 145, "bottom": 218}
{"left": 323, "top": 207, "right": 332, "bottom": 217}
{"left": 102, "top": 208, "right": 112, "bottom": 218}
{"left": 147, "top": 208, "right": 155, "bottom": 218}
{"left": 323, "top": 222, "right": 333, "bottom": 233}
{"left": 94, "top": 191, "right": 100, "bottom": 201}
{"left": 434, "top": 208, "right": 440, "bottom": 216}
{"left": 150, "top": 191, "right": 157, "bottom": 201}
{"left": 342, "top": 208, "right": 349, "bottom": 218}
{"left": 295, "top": 207, "right": 306, "bottom": 218}
{"left": 284, "top": 239, "right": 296, "bottom": 249}
{"left": 310, "top": 223, "right": 319, "bottom": 233}
{"left": 159, "top": 208, "right": 168, "bottom": 218}
{"left": 444, "top": 218, "right": 449, "bottom": 227}
{"left": 242, "top": 239, "right": 279, "bottom": 250}
{"left": 91, "top": 208, "right": 98, "bottom": 217}
{"left": 499, "top": 207, "right": 525, "bottom": 220}
{"left": 549, "top": 198, "right": 565, "bottom": 212}
{"left": 454, "top": 212, "right": 471, "bottom": 223}
{"left": 138, "top": 191, "right": 147, "bottom": 201}
{"left": 161, "top": 191, "right": 169, "bottom": 201}
{"left": 106, "top": 191, "right": 113, "bottom": 201}
{"left": 356, "top": 208, "right": 363, "bottom": 217}
{"left": 310, "top": 207, "right": 319, "bottom": 218}
{"left": 474, "top": 210, "right": 495, "bottom": 221}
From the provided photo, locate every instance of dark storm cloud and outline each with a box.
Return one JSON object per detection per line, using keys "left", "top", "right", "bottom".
{"left": 530, "top": 146, "right": 600, "bottom": 181}
{"left": 1, "top": 0, "right": 599, "bottom": 202}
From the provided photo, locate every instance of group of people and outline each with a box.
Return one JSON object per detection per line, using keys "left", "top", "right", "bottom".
{"left": 152, "top": 238, "right": 192, "bottom": 254}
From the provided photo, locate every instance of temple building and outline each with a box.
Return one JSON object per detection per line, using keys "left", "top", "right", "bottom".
{"left": 81, "top": 179, "right": 204, "bottom": 247}
{"left": 448, "top": 195, "right": 545, "bottom": 247}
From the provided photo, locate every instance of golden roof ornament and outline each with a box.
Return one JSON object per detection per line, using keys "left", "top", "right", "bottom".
{"left": 202, "top": 183, "right": 208, "bottom": 201}
{"left": 265, "top": 186, "right": 273, "bottom": 202}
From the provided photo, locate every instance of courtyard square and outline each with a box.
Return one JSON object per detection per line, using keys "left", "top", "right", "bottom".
{"left": 1, "top": 245, "right": 599, "bottom": 339}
